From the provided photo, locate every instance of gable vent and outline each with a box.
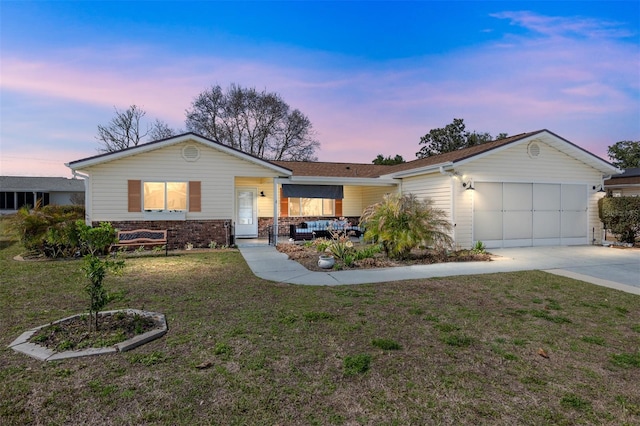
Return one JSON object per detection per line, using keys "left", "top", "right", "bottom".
{"left": 527, "top": 142, "right": 541, "bottom": 158}
{"left": 182, "top": 145, "right": 200, "bottom": 162}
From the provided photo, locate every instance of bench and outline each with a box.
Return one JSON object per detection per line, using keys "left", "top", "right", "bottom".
{"left": 111, "top": 229, "right": 168, "bottom": 255}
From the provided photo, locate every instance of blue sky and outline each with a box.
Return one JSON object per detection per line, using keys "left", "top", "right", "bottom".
{"left": 1, "top": 1, "right": 638, "bottom": 176}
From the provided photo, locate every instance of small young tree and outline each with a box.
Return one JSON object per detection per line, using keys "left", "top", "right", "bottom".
{"left": 82, "top": 254, "right": 125, "bottom": 331}
{"left": 359, "top": 193, "right": 453, "bottom": 260}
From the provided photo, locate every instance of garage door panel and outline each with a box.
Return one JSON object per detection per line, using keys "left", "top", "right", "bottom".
{"left": 474, "top": 183, "right": 502, "bottom": 211}
{"left": 534, "top": 184, "right": 560, "bottom": 210}
{"left": 562, "top": 211, "right": 587, "bottom": 238}
{"left": 504, "top": 183, "right": 532, "bottom": 210}
{"left": 504, "top": 211, "right": 532, "bottom": 239}
{"left": 533, "top": 211, "right": 560, "bottom": 238}
{"left": 473, "top": 182, "right": 587, "bottom": 248}
{"left": 474, "top": 211, "right": 502, "bottom": 241}
{"left": 562, "top": 185, "right": 587, "bottom": 210}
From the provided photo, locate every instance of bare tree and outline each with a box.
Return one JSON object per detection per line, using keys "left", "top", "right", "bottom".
{"left": 96, "top": 105, "right": 177, "bottom": 152}
{"left": 148, "top": 119, "right": 176, "bottom": 141}
{"left": 96, "top": 105, "right": 148, "bottom": 152}
{"left": 185, "top": 84, "right": 320, "bottom": 160}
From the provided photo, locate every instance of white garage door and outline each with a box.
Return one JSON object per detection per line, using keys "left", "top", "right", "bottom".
{"left": 473, "top": 183, "right": 588, "bottom": 248}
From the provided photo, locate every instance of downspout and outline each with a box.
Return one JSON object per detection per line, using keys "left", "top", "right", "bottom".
{"left": 273, "top": 178, "right": 279, "bottom": 245}
{"left": 71, "top": 170, "right": 91, "bottom": 225}
{"left": 439, "top": 166, "right": 457, "bottom": 243}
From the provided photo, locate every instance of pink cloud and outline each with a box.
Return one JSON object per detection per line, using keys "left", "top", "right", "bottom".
{"left": 1, "top": 15, "right": 637, "bottom": 176}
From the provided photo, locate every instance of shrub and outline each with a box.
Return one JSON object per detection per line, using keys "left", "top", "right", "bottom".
{"left": 12, "top": 204, "right": 116, "bottom": 257}
{"left": 598, "top": 196, "right": 640, "bottom": 244}
{"left": 14, "top": 204, "right": 85, "bottom": 252}
{"left": 359, "top": 193, "right": 452, "bottom": 260}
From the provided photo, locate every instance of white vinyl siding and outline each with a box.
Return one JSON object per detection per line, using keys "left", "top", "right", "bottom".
{"left": 85, "top": 142, "right": 281, "bottom": 222}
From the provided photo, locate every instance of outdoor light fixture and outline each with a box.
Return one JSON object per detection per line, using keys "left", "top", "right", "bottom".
{"left": 260, "top": 191, "right": 266, "bottom": 197}
{"left": 462, "top": 181, "right": 475, "bottom": 191}
{"left": 592, "top": 185, "right": 605, "bottom": 193}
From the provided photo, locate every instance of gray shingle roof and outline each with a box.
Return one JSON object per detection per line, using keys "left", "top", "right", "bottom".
{"left": 0, "top": 176, "right": 85, "bottom": 192}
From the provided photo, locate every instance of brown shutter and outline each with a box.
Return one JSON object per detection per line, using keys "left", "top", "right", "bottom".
{"left": 128, "top": 180, "right": 141, "bottom": 212}
{"left": 280, "top": 188, "right": 288, "bottom": 217}
{"left": 335, "top": 198, "right": 343, "bottom": 216}
{"left": 189, "top": 181, "right": 201, "bottom": 212}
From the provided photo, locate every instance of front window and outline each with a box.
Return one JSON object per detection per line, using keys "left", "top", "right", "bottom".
{"left": 288, "top": 197, "right": 335, "bottom": 216}
{"left": 144, "top": 182, "right": 187, "bottom": 211}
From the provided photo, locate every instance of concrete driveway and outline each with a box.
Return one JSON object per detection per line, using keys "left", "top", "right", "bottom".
{"left": 239, "top": 244, "right": 639, "bottom": 294}
{"left": 490, "top": 246, "right": 640, "bottom": 295}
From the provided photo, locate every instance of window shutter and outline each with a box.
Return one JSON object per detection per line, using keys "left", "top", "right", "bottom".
{"left": 280, "top": 188, "right": 288, "bottom": 217}
{"left": 335, "top": 198, "right": 343, "bottom": 216}
{"left": 128, "top": 180, "right": 141, "bottom": 212}
{"left": 189, "top": 181, "right": 201, "bottom": 212}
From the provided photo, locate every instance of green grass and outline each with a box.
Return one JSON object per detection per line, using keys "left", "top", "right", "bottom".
{"left": 1, "top": 227, "right": 639, "bottom": 425}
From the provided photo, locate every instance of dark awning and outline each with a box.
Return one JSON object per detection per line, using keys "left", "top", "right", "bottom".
{"left": 282, "top": 184, "right": 343, "bottom": 199}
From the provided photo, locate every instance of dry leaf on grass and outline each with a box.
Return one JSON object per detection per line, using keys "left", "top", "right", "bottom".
{"left": 537, "top": 348, "right": 549, "bottom": 359}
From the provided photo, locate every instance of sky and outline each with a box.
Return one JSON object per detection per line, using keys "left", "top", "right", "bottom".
{"left": 1, "top": 0, "right": 639, "bottom": 177}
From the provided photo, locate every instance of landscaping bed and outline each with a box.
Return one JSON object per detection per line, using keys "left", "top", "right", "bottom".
{"left": 277, "top": 241, "right": 492, "bottom": 271}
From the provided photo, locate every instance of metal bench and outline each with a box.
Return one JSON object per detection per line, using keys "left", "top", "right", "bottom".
{"left": 111, "top": 229, "right": 168, "bottom": 255}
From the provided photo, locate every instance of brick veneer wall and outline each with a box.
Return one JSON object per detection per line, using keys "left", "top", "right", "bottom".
{"left": 102, "top": 220, "right": 233, "bottom": 250}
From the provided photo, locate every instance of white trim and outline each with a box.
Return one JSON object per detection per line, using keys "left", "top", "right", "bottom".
{"left": 285, "top": 176, "right": 399, "bottom": 186}
{"left": 384, "top": 162, "right": 454, "bottom": 179}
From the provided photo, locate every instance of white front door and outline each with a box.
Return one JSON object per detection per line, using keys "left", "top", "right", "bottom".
{"left": 236, "top": 188, "right": 258, "bottom": 238}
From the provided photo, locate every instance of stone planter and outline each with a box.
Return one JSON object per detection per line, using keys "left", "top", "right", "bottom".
{"left": 318, "top": 255, "right": 335, "bottom": 269}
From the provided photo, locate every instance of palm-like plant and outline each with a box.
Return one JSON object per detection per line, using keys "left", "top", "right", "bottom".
{"left": 359, "top": 193, "right": 452, "bottom": 260}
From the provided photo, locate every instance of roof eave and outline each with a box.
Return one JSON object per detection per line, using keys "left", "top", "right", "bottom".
{"left": 281, "top": 176, "right": 400, "bottom": 186}
{"left": 385, "top": 162, "right": 454, "bottom": 179}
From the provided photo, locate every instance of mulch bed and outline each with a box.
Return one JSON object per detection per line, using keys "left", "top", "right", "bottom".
{"left": 276, "top": 242, "right": 492, "bottom": 272}
{"left": 29, "top": 311, "right": 157, "bottom": 352}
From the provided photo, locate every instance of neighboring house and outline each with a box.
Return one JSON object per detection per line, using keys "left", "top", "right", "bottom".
{"left": 66, "top": 130, "right": 618, "bottom": 249}
{"left": 604, "top": 167, "right": 640, "bottom": 197}
{"left": 0, "top": 176, "right": 85, "bottom": 215}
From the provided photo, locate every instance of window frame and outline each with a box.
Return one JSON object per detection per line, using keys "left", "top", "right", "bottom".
{"left": 143, "top": 181, "right": 188, "bottom": 212}
{"left": 287, "top": 197, "right": 335, "bottom": 217}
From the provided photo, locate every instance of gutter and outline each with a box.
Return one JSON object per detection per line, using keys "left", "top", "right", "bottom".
{"left": 386, "top": 162, "right": 454, "bottom": 179}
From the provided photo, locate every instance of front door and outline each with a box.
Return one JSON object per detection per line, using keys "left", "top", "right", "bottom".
{"left": 236, "top": 188, "right": 258, "bottom": 238}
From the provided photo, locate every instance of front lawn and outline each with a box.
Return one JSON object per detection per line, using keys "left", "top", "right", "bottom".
{"left": 1, "top": 234, "right": 639, "bottom": 425}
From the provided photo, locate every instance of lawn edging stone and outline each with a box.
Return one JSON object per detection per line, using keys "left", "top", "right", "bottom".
{"left": 8, "top": 309, "right": 167, "bottom": 361}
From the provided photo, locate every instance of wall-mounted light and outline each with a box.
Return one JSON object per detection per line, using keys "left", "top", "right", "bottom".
{"left": 260, "top": 191, "right": 266, "bottom": 197}
{"left": 462, "top": 181, "right": 475, "bottom": 191}
{"left": 592, "top": 185, "right": 605, "bottom": 193}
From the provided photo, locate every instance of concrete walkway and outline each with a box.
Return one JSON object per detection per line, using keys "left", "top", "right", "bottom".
{"left": 238, "top": 243, "right": 640, "bottom": 295}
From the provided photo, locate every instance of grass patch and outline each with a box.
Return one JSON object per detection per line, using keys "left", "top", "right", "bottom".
{"left": 343, "top": 354, "right": 371, "bottom": 376}
{"left": 561, "top": 393, "right": 591, "bottom": 411}
{"left": 303, "top": 311, "right": 336, "bottom": 322}
{"left": 127, "top": 351, "right": 169, "bottom": 366}
{"left": 581, "top": 335, "right": 606, "bottom": 346}
{"left": 441, "top": 333, "right": 474, "bottom": 347}
{"left": 371, "top": 338, "right": 402, "bottom": 350}
{"left": 610, "top": 352, "right": 640, "bottom": 368}
{"left": 530, "top": 309, "right": 572, "bottom": 324}
{"left": 1, "top": 230, "right": 639, "bottom": 425}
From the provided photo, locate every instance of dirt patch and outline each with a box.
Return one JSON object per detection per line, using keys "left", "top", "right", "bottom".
{"left": 277, "top": 242, "right": 492, "bottom": 272}
{"left": 29, "top": 311, "right": 157, "bottom": 352}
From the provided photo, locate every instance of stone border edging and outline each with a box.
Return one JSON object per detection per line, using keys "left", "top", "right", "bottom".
{"left": 8, "top": 309, "right": 167, "bottom": 361}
